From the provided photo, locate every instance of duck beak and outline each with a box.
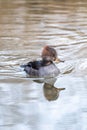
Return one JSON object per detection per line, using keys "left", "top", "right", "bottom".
{"left": 54, "top": 58, "right": 64, "bottom": 63}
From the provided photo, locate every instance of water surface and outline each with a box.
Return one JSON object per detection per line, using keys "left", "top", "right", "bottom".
{"left": 0, "top": 0, "right": 87, "bottom": 130}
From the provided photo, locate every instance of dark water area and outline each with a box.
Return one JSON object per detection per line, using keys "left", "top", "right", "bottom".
{"left": 0, "top": 0, "right": 87, "bottom": 130}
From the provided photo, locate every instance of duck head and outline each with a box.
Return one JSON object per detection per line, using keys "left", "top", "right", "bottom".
{"left": 41, "top": 46, "right": 64, "bottom": 63}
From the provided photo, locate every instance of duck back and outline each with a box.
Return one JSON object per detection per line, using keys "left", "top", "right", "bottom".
{"left": 21, "top": 61, "right": 60, "bottom": 78}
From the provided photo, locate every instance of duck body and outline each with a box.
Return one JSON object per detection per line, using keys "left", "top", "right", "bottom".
{"left": 21, "top": 59, "right": 60, "bottom": 78}
{"left": 21, "top": 45, "right": 63, "bottom": 78}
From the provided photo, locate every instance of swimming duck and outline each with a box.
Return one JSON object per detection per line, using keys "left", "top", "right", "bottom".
{"left": 21, "top": 46, "right": 62, "bottom": 78}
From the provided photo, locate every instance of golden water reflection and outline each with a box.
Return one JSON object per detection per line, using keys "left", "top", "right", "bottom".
{"left": 43, "top": 83, "right": 65, "bottom": 101}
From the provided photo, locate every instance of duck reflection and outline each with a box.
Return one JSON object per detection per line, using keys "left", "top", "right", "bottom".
{"left": 34, "top": 78, "right": 65, "bottom": 101}
{"left": 43, "top": 83, "right": 65, "bottom": 101}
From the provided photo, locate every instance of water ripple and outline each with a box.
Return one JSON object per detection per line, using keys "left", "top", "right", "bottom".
{"left": 0, "top": 0, "right": 87, "bottom": 129}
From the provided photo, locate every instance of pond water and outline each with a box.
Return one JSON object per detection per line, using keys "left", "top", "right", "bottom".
{"left": 0, "top": 0, "right": 87, "bottom": 130}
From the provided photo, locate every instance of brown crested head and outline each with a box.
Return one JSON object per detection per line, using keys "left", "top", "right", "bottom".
{"left": 41, "top": 46, "right": 57, "bottom": 61}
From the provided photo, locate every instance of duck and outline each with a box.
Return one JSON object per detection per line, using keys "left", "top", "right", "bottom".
{"left": 21, "top": 46, "right": 63, "bottom": 78}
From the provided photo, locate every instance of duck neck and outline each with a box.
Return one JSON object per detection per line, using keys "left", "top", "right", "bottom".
{"left": 42, "top": 59, "right": 52, "bottom": 66}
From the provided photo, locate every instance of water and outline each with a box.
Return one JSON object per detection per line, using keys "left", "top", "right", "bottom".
{"left": 0, "top": 0, "right": 87, "bottom": 130}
